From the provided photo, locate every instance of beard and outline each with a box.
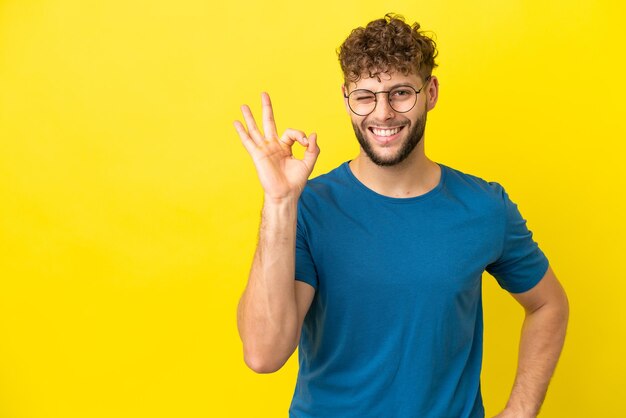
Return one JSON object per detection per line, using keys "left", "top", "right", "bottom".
{"left": 352, "top": 109, "right": 427, "bottom": 167}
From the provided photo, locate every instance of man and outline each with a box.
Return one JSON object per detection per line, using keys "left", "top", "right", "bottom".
{"left": 234, "top": 14, "right": 569, "bottom": 418}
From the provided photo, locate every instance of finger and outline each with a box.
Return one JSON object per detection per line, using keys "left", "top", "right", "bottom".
{"left": 280, "top": 128, "right": 308, "bottom": 148}
{"left": 233, "top": 120, "right": 257, "bottom": 155}
{"left": 261, "top": 92, "right": 279, "bottom": 140}
{"left": 302, "top": 132, "right": 320, "bottom": 169}
{"left": 240, "top": 104, "right": 264, "bottom": 145}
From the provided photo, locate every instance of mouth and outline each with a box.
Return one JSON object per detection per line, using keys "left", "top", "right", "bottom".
{"left": 367, "top": 125, "right": 405, "bottom": 144}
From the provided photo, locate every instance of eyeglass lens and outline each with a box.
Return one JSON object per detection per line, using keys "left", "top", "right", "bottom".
{"left": 348, "top": 87, "right": 417, "bottom": 116}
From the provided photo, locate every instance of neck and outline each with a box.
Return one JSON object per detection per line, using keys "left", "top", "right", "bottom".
{"left": 349, "top": 142, "right": 440, "bottom": 198}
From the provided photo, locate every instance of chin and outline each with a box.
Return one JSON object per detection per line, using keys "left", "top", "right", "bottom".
{"left": 353, "top": 122, "right": 425, "bottom": 167}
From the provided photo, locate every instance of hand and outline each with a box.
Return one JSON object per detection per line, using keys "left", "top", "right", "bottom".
{"left": 234, "top": 92, "right": 320, "bottom": 202}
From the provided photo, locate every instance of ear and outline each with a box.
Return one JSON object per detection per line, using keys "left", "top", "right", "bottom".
{"left": 425, "top": 75, "right": 439, "bottom": 112}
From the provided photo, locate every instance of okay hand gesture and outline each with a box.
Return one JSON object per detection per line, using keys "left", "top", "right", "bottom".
{"left": 234, "top": 92, "right": 320, "bottom": 202}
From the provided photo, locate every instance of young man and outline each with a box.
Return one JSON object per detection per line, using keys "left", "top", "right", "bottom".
{"left": 234, "top": 14, "right": 569, "bottom": 418}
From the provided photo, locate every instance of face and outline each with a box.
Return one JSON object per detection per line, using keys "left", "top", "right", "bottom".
{"left": 345, "top": 71, "right": 432, "bottom": 167}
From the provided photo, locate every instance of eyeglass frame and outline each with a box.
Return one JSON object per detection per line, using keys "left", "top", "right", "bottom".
{"left": 343, "top": 75, "right": 432, "bottom": 116}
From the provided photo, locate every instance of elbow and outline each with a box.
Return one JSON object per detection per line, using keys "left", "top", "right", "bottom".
{"left": 237, "top": 309, "right": 301, "bottom": 373}
{"left": 543, "top": 291, "right": 570, "bottom": 326}
{"left": 555, "top": 285, "right": 570, "bottom": 325}
{"left": 562, "top": 292, "right": 570, "bottom": 322}
{"left": 243, "top": 349, "right": 288, "bottom": 374}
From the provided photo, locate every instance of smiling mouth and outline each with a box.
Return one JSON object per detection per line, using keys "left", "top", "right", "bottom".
{"left": 368, "top": 126, "right": 405, "bottom": 138}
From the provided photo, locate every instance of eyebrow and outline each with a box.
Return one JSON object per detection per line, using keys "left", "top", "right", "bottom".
{"left": 350, "top": 83, "right": 417, "bottom": 93}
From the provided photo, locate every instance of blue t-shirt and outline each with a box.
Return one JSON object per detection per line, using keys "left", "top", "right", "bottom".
{"left": 290, "top": 162, "right": 549, "bottom": 418}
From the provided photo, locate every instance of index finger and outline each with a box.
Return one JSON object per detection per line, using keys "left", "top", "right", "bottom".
{"left": 261, "top": 92, "right": 279, "bottom": 140}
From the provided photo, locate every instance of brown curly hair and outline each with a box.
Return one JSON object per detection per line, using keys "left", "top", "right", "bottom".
{"left": 337, "top": 13, "right": 438, "bottom": 85}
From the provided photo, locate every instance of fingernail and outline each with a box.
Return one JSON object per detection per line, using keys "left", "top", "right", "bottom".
{"left": 302, "top": 136, "right": 309, "bottom": 145}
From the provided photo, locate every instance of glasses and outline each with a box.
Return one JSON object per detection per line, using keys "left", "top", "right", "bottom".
{"left": 344, "top": 76, "right": 431, "bottom": 116}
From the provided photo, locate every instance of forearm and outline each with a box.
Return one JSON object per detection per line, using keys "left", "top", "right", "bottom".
{"left": 237, "top": 196, "right": 300, "bottom": 373}
{"left": 503, "top": 300, "right": 569, "bottom": 416}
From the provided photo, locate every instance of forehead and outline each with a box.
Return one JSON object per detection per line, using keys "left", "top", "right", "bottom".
{"left": 349, "top": 71, "right": 423, "bottom": 91}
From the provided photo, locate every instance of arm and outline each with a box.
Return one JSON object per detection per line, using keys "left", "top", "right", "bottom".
{"left": 494, "top": 266, "right": 569, "bottom": 417}
{"left": 237, "top": 200, "right": 315, "bottom": 373}
{"left": 233, "top": 93, "right": 319, "bottom": 373}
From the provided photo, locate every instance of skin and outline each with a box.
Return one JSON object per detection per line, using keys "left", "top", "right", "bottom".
{"left": 234, "top": 93, "right": 318, "bottom": 373}
{"left": 234, "top": 71, "right": 569, "bottom": 417}
{"left": 342, "top": 71, "right": 441, "bottom": 198}
{"left": 347, "top": 72, "right": 428, "bottom": 167}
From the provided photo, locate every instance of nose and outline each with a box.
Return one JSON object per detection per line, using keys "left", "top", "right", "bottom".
{"left": 372, "top": 92, "right": 395, "bottom": 119}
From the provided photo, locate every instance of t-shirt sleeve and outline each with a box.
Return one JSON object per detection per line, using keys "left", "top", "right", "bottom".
{"left": 485, "top": 184, "right": 549, "bottom": 294}
{"left": 295, "top": 207, "right": 319, "bottom": 289}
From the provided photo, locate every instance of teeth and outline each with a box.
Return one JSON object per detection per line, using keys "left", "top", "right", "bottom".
{"left": 372, "top": 127, "right": 401, "bottom": 137}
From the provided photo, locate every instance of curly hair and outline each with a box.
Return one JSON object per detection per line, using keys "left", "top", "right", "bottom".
{"left": 337, "top": 13, "right": 438, "bottom": 85}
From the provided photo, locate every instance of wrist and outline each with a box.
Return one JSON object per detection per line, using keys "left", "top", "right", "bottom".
{"left": 261, "top": 195, "right": 299, "bottom": 226}
{"left": 263, "top": 193, "right": 300, "bottom": 207}
{"left": 500, "top": 405, "right": 537, "bottom": 418}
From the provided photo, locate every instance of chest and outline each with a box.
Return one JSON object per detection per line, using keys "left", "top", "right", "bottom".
{"left": 307, "top": 200, "right": 503, "bottom": 300}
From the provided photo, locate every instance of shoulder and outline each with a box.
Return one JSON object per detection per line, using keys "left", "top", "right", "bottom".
{"left": 440, "top": 164, "right": 512, "bottom": 216}
{"left": 299, "top": 162, "right": 352, "bottom": 203}
{"left": 305, "top": 162, "right": 350, "bottom": 188}
{"left": 296, "top": 162, "right": 353, "bottom": 231}
{"left": 442, "top": 164, "right": 508, "bottom": 200}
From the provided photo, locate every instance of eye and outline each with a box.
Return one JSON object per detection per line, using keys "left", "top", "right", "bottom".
{"left": 351, "top": 90, "right": 375, "bottom": 102}
{"left": 390, "top": 88, "right": 414, "bottom": 98}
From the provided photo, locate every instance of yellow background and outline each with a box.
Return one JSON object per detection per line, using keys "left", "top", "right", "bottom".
{"left": 1, "top": 0, "right": 624, "bottom": 417}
